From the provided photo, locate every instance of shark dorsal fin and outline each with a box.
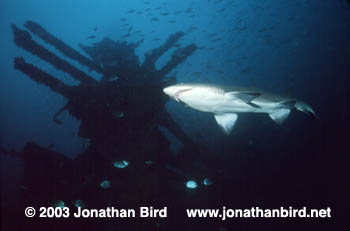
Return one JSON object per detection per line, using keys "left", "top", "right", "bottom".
{"left": 214, "top": 113, "right": 238, "bottom": 135}
{"left": 225, "top": 92, "right": 260, "bottom": 104}
{"left": 278, "top": 100, "right": 296, "bottom": 109}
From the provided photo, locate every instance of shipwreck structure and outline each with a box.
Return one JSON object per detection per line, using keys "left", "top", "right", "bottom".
{"left": 5, "top": 21, "right": 220, "bottom": 230}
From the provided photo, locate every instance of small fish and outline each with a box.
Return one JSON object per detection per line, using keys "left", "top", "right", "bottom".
{"left": 120, "top": 18, "right": 127, "bottom": 22}
{"left": 240, "top": 67, "right": 250, "bottom": 73}
{"left": 94, "top": 26, "right": 98, "bottom": 31}
{"left": 87, "top": 35, "right": 96, "bottom": 39}
{"left": 168, "top": 20, "right": 176, "bottom": 23}
{"left": 153, "top": 38, "right": 160, "bottom": 41}
{"left": 73, "top": 200, "right": 87, "bottom": 208}
{"left": 185, "top": 180, "right": 198, "bottom": 189}
{"left": 151, "top": 17, "right": 159, "bottom": 21}
{"left": 113, "top": 160, "right": 129, "bottom": 168}
{"left": 209, "top": 32, "right": 217, "bottom": 38}
{"left": 161, "top": 12, "right": 169, "bottom": 16}
{"left": 202, "top": 178, "right": 213, "bottom": 186}
{"left": 51, "top": 200, "right": 65, "bottom": 208}
{"left": 100, "top": 180, "right": 111, "bottom": 189}
{"left": 127, "top": 9, "right": 135, "bottom": 14}
{"left": 185, "top": 8, "right": 193, "bottom": 13}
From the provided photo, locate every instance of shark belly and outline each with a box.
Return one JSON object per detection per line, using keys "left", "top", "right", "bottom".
{"left": 183, "top": 96, "right": 282, "bottom": 134}
{"left": 180, "top": 93, "right": 276, "bottom": 115}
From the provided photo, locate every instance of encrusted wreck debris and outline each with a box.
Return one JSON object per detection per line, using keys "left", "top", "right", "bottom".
{"left": 12, "top": 22, "right": 198, "bottom": 149}
{"left": 24, "top": 20, "right": 104, "bottom": 74}
{"left": 8, "top": 21, "right": 217, "bottom": 229}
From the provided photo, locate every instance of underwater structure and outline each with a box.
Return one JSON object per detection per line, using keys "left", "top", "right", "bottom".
{"left": 5, "top": 20, "right": 224, "bottom": 230}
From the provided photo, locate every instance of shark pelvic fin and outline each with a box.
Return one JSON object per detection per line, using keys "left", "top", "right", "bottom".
{"left": 225, "top": 92, "right": 260, "bottom": 104}
{"left": 214, "top": 113, "right": 238, "bottom": 135}
{"left": 268, "top": 109, "right": 291, "bottom": 124}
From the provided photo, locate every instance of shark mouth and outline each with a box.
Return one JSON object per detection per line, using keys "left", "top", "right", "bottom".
{"left": 174, "top": 89, "right": 192, "bottom": 102}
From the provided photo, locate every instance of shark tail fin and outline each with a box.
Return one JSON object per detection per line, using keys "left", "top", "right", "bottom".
{"left": 295, "top": 101, "right": 319, "bottom": 120}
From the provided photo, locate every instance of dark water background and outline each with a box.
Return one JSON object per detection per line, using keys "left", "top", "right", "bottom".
{"left": 1, "top": 0, "right": 349, "bottom": 230}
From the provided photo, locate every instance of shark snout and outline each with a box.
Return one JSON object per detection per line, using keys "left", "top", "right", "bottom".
{"left": 163, "top": 86, "right": 176, "bottom": 97}
{"left": 163, "top": 86, "right": 193, "bottom": 103}
{"left": 163, "top": 87, "right": 171, "bottom": 96}
{"left": 163, "top": 86, "right": 179, "bottom": 102}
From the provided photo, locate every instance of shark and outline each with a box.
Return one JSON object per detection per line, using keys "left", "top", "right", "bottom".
{"left": 163, "top": 83, "right": 319, "bottom": 135}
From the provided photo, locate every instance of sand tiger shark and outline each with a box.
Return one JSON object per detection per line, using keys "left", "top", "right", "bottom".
{"left": 163, "top": 83, "right": 318, "bottom": 135}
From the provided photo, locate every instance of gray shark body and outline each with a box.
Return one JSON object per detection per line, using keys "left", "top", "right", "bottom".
{"left": 163, "top": 83, "right": 318, "bottom": 134}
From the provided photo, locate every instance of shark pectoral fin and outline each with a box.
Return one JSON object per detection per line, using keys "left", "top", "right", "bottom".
{"left": 268, "top": 109, "right": 291, "bottom": 124}
{"left": 225, "top": 92, "right": 260, "bottom": 104}
{"left": 214, "top": 113, "right": 238, "bottom": 135}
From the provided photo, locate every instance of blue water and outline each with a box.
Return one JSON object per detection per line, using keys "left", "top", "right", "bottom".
{"left": 0, "top": 0, "right": 349, "bottom": 229}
